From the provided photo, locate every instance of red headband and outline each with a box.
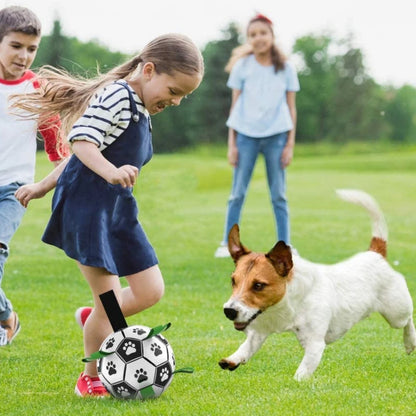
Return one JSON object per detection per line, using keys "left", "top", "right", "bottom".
{"left": 250, "top": 13, "right": 273, "bottom": 26}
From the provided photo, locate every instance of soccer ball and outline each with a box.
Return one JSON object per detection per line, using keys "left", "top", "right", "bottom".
{"left": 97, "top": 324, "right": 175, "bottom": 400}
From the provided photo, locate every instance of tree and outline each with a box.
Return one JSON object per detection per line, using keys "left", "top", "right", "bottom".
{"left": 151, "top": 22, "right": 239, "bottom": 151}
{"left": 385, "top": 85, "right": 416, "bottom": 142}
{"left": 193, "top": 22, "right": 240, "bottom": 142}
{"left": 293, "top": 33, "right": 389, "bottom": 143}
{"left": 327, "top": 38, "right": 388, "bottom": 141}
{"left": 33, "top": 19, "right": 128, "bottom": 74}
{"left": 33, "top": 19, "right": 68, "bottom": 68}
{"left": 292, "top": 34, "right": 337, "bottom": 142}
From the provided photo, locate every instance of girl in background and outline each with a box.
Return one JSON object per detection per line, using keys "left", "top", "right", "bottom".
{"left": 215, "top": 13, "right": 300, "bottom": 258}
{"left": 14, "top": 33, "right": 203, "bottom": 397}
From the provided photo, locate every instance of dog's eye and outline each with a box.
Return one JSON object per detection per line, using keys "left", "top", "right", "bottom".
{"left": 252, "top": 282, "right": 266, "bottom": 292}
{"left": 231, "top": 277, "right": 236, "bottom": 287}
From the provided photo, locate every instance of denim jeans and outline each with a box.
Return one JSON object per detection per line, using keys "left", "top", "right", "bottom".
{"left": 0, "top": 182, "right": 26, "bottom": 320}
{"left": 222, "top": 132, "right": 290, "bottom": 245}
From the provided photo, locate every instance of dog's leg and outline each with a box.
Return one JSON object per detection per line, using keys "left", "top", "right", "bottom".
{"left": 403, "top": 316, "right": 416, "bottom": 354}
{"left": 294, "top": 339, "right": 326, "bottom": 381}
{"left": 219, "top": 330, "right": 268, "bottom": 370}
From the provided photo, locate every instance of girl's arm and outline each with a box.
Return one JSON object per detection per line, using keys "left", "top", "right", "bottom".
{"left": 227, "top": 89, "right": 241, "bottom": 167}
{"left": 281, "top": 91, "right": 297, "bottom": 168}
{"left": 15, "top": 157, "right": 70, "bottom": 207}
{"left": 71, "top": 141, "right": 138, "bottom": 188}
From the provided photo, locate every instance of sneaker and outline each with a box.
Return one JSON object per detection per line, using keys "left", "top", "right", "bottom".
{"left": 75, "top": 372, "right": 109, "bottom": 397}
{"left": 0, "top": 327, "right": 8, "bottom": 346}
{"left": 214, "top": 244, "right": 230, "bottom": 258}
{"left": 291, "top": 247, "right": 300, "bottom": 257}
{"left": 0, "top": 311, "right": 21, "bottom": 346}
{"left": 75, "top": 307, "right": 93, "bottom": 329}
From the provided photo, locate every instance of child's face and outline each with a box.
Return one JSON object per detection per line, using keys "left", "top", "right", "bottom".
{"left": 137, "top": 63, "right": 202, "bottom": 115}
{"left": 247, "top": 21, "right": 274, "bottom": 56}
{"left": 0, "top": 31, "right": 40, "bottom": 80}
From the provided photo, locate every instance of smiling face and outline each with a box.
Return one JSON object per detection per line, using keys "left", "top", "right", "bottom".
{"left": 0, "top": 31, "right": 40, "bottom": 80}
{"left": 131, "top": 62, "right": 202, "bottom": 115}
{"left": 247, "top": 20, "right": 274, "bottom": 56}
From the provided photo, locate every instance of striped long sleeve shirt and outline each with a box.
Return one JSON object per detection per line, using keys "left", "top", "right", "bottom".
{"left": 68, "top": 82, "right": 150, "bottom": 150}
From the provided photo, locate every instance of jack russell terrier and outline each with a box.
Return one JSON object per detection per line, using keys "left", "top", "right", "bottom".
{"left": 219, "top": 189, "right": 415, "bottom": 380}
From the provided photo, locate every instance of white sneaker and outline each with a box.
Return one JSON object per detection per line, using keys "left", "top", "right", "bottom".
{"left": 290, "top": 246, "right": 299, "bottom": 257}
{"left": 214, "top": 244, "right": 230, "bottom": 258}
{"left": 0, "top": 326, "right": 7, "bottom": 346}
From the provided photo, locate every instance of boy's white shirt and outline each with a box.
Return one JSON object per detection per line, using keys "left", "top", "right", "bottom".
{"left": 0, "top": 71, "right": 39, "bottom": 186}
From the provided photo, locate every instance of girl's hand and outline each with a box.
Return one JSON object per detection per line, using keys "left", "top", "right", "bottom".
{"left": 15, "top": 183, "right": 47, "bottom": 207}
{"left": 107, "top": 165, "right": 139, "bottom": 188}
{"left": 281, "top": 144, "right": 294, "bottom": 169}
{"left": 227, "top": 143, "right": 238, "bottom": 167}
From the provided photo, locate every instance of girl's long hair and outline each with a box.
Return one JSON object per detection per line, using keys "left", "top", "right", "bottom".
{"left": 11, "top": 33, "right": 204, "bottom": 139}
{"left": 225, "top": 14, "right": 286, "bottom": 73}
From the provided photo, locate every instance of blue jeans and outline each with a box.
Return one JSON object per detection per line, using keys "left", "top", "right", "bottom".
{"left": 0, "top": 183, "right": 26, "bottom": 320}
{"left": 222, "top": 132, "right": 290, "bottom": 245}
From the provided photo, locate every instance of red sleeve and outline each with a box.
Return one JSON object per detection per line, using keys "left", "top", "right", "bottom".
{"left": 38, "top": 116, "right": 70, "bottom": 161}
{"left": 31, "top": 73, "right": 70, "bottom": 161}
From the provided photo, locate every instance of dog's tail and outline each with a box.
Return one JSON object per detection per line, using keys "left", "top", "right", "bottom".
{"left": 336, "top": 189, "right": 387, "bottom": 257}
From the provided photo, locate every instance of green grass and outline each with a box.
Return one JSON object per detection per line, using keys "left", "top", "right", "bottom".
{"left": 1, "top": 145, "right": 416, "bottom": 415}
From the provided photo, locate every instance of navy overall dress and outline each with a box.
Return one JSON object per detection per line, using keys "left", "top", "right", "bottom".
{"left": 42, "top": 81, "right": 158, "bottom": 277}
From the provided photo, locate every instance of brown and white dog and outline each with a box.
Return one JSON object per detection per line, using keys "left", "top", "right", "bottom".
{"left": 219, "top": 189, "right": 416, "bottom": 380}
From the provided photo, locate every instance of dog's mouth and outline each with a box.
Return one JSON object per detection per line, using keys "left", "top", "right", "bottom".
{"left": 232, "top": 310, "right": 263, "bottom": 331}
{"left": 233, "top": 322, "right": 249, "bottom": 331}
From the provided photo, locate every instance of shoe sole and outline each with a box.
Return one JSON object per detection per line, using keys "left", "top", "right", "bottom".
{"left": 74, "top": 308, "right": 85, "bottom": 329}
{"left": 74, "top": 385, "right": 109, "bottom": 398}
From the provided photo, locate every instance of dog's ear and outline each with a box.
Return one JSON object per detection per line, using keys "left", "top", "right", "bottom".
{"left": 228, "top": 224, "right": 251, "bottom": 263}
{"left": 266, "top": 241, "right": 293, "bottom": 277}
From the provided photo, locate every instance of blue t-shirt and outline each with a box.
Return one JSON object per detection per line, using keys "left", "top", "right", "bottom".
{"left": 226, "top": 54, "right": 300, "bottom": 137}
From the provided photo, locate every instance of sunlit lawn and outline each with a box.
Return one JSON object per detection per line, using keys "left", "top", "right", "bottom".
{"left": 1, "top": 144, "right": 415, "bottom": 415}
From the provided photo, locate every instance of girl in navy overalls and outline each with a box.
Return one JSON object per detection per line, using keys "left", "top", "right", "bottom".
{"left": 14, "top": 33, "right": 203, "bottom": 397}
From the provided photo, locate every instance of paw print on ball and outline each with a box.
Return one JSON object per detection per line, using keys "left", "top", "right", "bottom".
{"left": 114, "top": 383, "right": 136, "bottom": 399}
{"left": 118, "top": 339, "right": 142, "bottom": 362}
{"left": 105, "top": 337, "right": 116, "bottom": 349}
{"left": 155, "top": 364, "right": 173, "bottom": 387}
{"left": 123, "top": 341, "right": 136, "bottom": 355}
{"left": 134, "top": 368, "right": 148, "bottom": 383}
{"left": 160, "top": 367, "right": 170, "bottom": 382}
{"left": 151, "top": 342, "right": 163, "bottom": 357}
{"left": 106, "top": 361, "right": 117, "bottom": 376}
{"left": 133, "top": 327, "right": 147, "bottom": 336}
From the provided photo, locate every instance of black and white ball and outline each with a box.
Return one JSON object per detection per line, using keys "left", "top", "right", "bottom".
{"left": 97, "top": 325, "right": 175, "bottom": 399}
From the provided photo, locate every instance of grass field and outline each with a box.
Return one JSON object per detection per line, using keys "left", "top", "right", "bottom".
{"left": 1, "top": 145, "right": 416, "bottom": 415}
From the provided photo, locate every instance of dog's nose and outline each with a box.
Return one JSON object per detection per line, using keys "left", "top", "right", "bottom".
{"left": 224, "top": 308, "right": 238, "bottom": 321}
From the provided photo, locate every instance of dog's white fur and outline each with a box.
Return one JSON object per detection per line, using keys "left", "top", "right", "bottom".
{"left": 219, "top": 190, "right": 416, "bottom": 380}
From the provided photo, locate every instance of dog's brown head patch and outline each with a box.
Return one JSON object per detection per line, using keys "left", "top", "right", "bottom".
{"left": 228, "top": 225, "right": 294, "bottom": 311}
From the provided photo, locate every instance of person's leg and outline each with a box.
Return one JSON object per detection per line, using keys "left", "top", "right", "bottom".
{"left": 78, "top": 263, "right": 164, "bottom": 377}
{"left": 77, "top": 264, "right": 121, "bottom": 377}
{"left": 123, "top": 264, "right": 164, "bottom": 316}
{"left": 0, "top": 183, "right": 26, "bottom": 326}
{"left": 262, "top": 133, "right": 290, "bottom": 244}
{"left": 221, "top": 134, "right": 259, "bottom": 244}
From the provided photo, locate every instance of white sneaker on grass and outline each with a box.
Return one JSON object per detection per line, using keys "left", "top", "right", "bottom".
{"left": 0, "top": 326, "right": 7, "bottom": 346}
{"left": 214, "top": 244, "right": 230, "bottom": 258}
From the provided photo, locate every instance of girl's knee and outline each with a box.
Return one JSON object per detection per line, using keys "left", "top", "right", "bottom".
{"left": 149, "top": 280, "right": 165, "bottom": 305}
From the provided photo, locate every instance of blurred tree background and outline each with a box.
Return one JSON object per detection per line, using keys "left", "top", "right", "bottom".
{"left": 34, "top": 19, "right": 416, "bottom": 153}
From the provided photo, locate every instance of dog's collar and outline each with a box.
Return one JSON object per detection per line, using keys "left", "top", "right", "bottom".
{"left": 248, "top": 309, "right": 262, "bottom": 325}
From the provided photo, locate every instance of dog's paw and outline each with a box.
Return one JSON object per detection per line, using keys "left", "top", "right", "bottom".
{"left": 219, "top": 359, "right": 240, "bottom": 371}
{"left": 294, "top": 367, "right": 312, "bottom": 381}
{"left": 405, "top": 342, "right": 416, "bottom": 355}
